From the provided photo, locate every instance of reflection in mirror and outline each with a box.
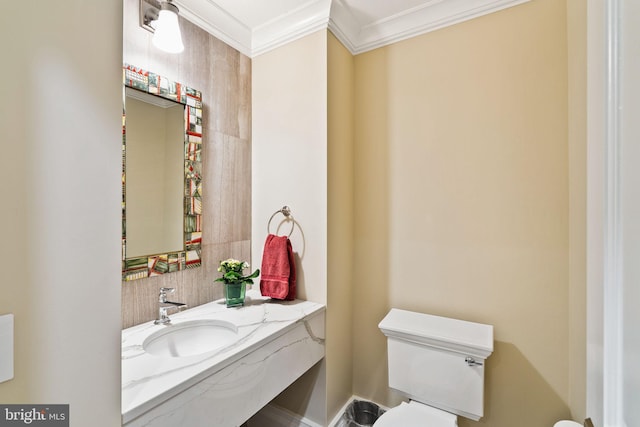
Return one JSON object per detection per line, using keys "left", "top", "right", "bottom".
{"left": 125, "top": 87, "right": 184, "bottom": 257}
{"left": 122, "top": 64, "right": 203, "bottom": 281}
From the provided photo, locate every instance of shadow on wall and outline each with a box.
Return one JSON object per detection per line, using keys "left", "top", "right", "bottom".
{"left": 459, "top": 341, "right": 570, "bottom": 427}
{"left": 260, "top": 360, "right": 325, "bottom": 425}
{"left": 293, "top": 252, "right": 306, "bottom": 300}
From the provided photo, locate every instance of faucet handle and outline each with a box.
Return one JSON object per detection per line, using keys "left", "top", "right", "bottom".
{"left": 158, "top": 287, "right": 175, "bottom": 302}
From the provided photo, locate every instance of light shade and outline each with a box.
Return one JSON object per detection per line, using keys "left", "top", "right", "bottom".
{"left": 152, "top": 2, "right": 184, "bottom": 54}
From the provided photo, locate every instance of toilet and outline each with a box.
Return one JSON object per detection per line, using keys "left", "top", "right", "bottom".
{"left": 375, "top": 308, "right": 494, "bottom": 426}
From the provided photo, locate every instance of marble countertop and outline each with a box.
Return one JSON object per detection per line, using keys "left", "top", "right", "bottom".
{"left": 121, "top": 289, "right": 326, "bottom": 423}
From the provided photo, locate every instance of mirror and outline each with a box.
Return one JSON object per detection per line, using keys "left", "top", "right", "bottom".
{"left": 125, "top": 87, "right": 184, "bottom": 257}
{"left": 122, "top": 64, "right": 203, "bottom": 281}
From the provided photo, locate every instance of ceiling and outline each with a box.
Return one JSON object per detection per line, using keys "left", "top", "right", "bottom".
{"left": 173, "top": 0, "right": 530, "bottom": 57}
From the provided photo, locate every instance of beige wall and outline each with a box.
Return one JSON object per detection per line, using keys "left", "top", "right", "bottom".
{"left": 327, "top": 32, "right": 356, "bottom": 420}
{"left": 252, "top": 30, "right": 329, "bottom": 425}
{"left": 619, "top": 0, "right": 640, "bottom": 419}
{"left": 251, "top": 31, "right": 328, "bottom": 305}
{"left": 250, "top": 30, "right": 358, "bottom": 426}
{"left": 352, "top": 0, "right": 574, "bottom": 425}
{"left": 0, "top": 2, "right": 122, "bottom": 425}
{"left": 585, "top": 0, "right": 606, "bottom": 420}
{"left": 122, "top": 0, "right": 252, "bottom": 328}
{"left": 567, "top": 0, "right": 587, "bottom": 421}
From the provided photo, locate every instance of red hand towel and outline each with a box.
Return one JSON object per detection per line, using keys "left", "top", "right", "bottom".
{"left": 260, "top": 234, "right": 296, "bottom": 300}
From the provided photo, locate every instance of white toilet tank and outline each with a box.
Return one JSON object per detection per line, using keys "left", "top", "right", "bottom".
{"left": 378, "top": 309, "right": 494, "bottom": 421}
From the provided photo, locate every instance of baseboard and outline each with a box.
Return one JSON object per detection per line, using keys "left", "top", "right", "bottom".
{"left": 246, "top": 403, "right": 323, "bottom": 427}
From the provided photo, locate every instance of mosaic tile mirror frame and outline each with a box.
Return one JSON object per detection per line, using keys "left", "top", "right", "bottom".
{"left": 122, "top": 64, "right": 203, "bottom": 281}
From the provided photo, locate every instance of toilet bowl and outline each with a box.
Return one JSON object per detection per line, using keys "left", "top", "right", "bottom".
{"left": 554, "top": 422, "right": 582, "bottom": 427}
{"left": 373, "top": 401, "right": 457, "bottom": 427}
{"left": 377, "top": 309, "right": 494, "bottom": 425}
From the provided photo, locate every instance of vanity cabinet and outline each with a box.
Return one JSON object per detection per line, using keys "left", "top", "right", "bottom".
{"left": 122, "top": 291, "right": 325, "bottom": 426}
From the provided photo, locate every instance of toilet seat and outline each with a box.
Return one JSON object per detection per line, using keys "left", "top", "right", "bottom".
{"left": 373, "top": 401, "right": 457, "bottom": 427}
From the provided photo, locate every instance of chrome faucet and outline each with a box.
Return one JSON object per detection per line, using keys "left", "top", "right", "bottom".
{"left": 154, "top": 287, "right": 187, "bottom": 325}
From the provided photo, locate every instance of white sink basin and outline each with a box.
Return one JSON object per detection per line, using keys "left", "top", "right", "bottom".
{"left": 143, "top": 319, "right": 239, "bottom": 358}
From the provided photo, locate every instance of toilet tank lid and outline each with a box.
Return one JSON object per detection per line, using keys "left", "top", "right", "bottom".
{"left": 378, "top": 309, "right": 494, "bottom": 359}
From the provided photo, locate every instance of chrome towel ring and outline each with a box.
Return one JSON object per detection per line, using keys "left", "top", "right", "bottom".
{"left": 267, "top": 206, "right": 294, "bottom": 237}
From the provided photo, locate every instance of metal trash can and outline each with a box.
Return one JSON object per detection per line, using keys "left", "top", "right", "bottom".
{"left": 343, "top": 400, "right": 385, "bottom": 427}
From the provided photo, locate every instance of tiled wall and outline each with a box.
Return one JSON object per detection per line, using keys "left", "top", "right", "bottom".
{"left": 122, "top": 0, "right": 251, "bottom": 328}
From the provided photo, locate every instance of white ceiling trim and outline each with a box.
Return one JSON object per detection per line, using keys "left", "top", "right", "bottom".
{"left": 176, "top": 0, "right": 531, "bottom": 58}
{"left": 331, "top": 0, "right": 532, "bottom": 55}
{"left": 252, "top": 0, "right": 332, "bottom": 57}
{"left": 175, "top": 0, "right": 253, "bottom": 56}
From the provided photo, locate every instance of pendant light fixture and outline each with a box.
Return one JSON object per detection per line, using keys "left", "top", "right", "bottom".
{"left": 140, "top": 0, "right": 184, "bottom": 54}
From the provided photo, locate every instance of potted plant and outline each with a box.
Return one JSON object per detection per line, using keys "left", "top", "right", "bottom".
{"left": 215, "top": 258, "right": 260, "bottom": 307}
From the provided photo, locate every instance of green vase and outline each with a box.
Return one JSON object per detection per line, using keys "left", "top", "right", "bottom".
{"left": 224, "top": 282, "right": 246, "bottom": 307}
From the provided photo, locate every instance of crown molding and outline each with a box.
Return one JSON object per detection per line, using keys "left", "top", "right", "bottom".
{"left": 174, "top": 0, "right": 253, "bottom": 56}
{"left": 251, "top": 0, "right": 332, "bottom": 57}
{"left": 176, "top": 0, "right": 531, "bottom": 57}
{"left": 330, "top": 0, "right": 531, "bottom": 55}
